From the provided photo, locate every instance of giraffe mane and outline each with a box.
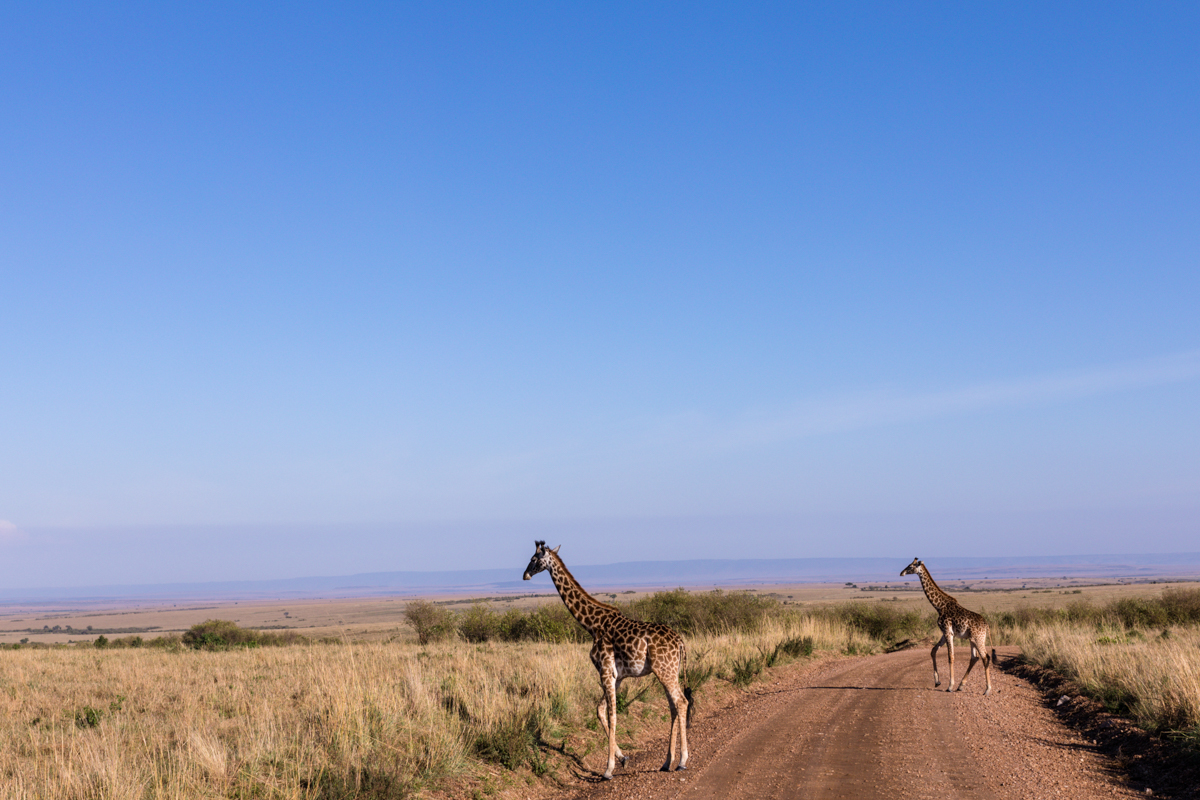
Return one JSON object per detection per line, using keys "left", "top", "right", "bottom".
{"left": 550, "top": 551, "right": 621, "bottom": 613}
{"left": 919, "top": 563, "right": 957, "bottom": 603}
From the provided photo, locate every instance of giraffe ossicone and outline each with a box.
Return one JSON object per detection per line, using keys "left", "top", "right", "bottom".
{"left": 900, "top": 557, "right": 993, "bottom": 696}
{"left": 523, "top": 540, "right": 691, "bottom": 779}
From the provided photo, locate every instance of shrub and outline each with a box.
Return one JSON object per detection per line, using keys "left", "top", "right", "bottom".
{"left": 1160, "top": 588, "right": 1200, "bottom": 624}
{"left": 495, "top": 604, "right": 587, "bottom": 644}
{"left": 404, "top": 600, "right": 457, "bottom": 645}
{"left": 473, "top": 706, "right": 545, "bottom": 771}
{"left": 815, "top": 603, "right": 929, "bottom": 644}
{"left": 179, "top": 620, "right": 303, "bottom": 650}
{"left": 624, "top": 588, "right": 777, "bottom": 635}
{"left": 729, "top": 655, "right": 763, "bottom": 688}
{"left": 75, "top": 706, "right": 103, "bottom": 729}
{"left": 458, "top": 603, "right": 501, "bottom": 643}
{"left": 777, "top": 635, "right": 814, "bottom": 659}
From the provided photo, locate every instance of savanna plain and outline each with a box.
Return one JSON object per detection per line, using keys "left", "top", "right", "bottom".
{"left": 2, "top": 577, "right": 1199, "bottom": 799}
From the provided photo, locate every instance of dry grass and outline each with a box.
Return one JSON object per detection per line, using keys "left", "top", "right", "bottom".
{"left": 0, "top": 611, "right": 876, "bottom": 800}
{"left": 7, "top": 581, "right": 1196, "bottom": 799}
{"left": 1009, "top": 622, "right": 1200, "bottom": 740}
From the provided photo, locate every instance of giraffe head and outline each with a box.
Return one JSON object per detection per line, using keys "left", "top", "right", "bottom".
{"left": 522, "top": 540, "right": 560, "bottom": 580}
{"left": 900, "top": 557, "right": 925, "bottom": 577}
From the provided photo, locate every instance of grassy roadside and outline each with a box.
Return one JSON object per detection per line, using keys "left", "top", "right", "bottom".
{"left": 3, "top": 585, "right": 1198, "bottom": 798}
{"left": 0, "top": 594, "right": 910, "bottom": 800}
{"left": 994, "top": 589, "right": 1200, "bottom": 747}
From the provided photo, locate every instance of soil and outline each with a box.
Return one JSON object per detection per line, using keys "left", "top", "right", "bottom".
{"left": 552, "top": 646, "right": 1169, "bottom": 800}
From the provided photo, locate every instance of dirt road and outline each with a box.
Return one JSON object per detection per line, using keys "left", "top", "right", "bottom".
{"left": 560, "top": 647, "right": 1152, "bottom": 800}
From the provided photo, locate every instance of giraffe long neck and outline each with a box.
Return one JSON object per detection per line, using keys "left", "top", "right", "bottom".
{"left": 917, "top": 567, "right": 955, "bottom": 614}
{"left": 547, "top": 555, "right": 619, "bottom": 636}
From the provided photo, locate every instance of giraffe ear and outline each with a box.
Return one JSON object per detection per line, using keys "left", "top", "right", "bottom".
{"left": 550, "top": 545, "right": 561, "bottom": 555}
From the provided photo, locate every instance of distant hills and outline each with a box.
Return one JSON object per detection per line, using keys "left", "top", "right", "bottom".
{"left": 3, "top": 552, "right": 1200, "bottom": 603}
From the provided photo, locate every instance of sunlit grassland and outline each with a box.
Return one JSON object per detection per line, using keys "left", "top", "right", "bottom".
{"left": 1005, "top": 620, "right": 1200, "bottom": 742}
{"left": 4, "top": 585, "right": 1199, "bottom": 799}
{"left": 0, "top": 613, "right": 875, "bottom": 800}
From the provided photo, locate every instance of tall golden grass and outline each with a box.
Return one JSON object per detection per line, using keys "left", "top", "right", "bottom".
{"left": 1009, "top": 623, "right": 1200, "bottom": 738}
{"left": 0, "top": 614, "right": 869, "bottom": 799}
{"left": 7, "top": 590, "right": 1196, "bottom": 799}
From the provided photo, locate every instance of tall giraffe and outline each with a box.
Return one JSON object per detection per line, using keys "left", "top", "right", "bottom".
{"left": 523, "top": 541, "right": 691, "bottom": 779}
{"left": 900, "top": 557, "right": 993, "bottom": 695}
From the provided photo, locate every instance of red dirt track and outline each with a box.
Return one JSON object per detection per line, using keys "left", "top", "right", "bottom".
{"left": 558, "top": 647, "right": 1150, "bottom": 800}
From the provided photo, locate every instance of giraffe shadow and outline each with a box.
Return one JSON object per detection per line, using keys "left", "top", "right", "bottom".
{"left": 804, "top": 685, "right": 925, "bottom": 692}
{"left": 539, "top": 734, "right": 589, "bottom": 774}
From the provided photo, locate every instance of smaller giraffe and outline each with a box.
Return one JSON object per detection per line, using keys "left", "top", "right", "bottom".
{"left": 900, "top": 557, "right": 992, "bottom": 695}
{"left": 523, "top": 541, "right": 691, "bottom": 780}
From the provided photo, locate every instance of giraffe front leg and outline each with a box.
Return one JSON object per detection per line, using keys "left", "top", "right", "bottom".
{"left": 594, "top": 698, "right": 627, "bottom": 766}
{"left": 930, "top": 634, "right": 946, "bottom": 688}
{"left": 594, "top": 670, "right": 628, "bottom": 770}
{"left": 601, "top": 673, "right": 620, "bottom": 779}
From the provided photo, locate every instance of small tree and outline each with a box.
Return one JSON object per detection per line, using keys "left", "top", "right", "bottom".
{"left": 93, "top": 635, "right": 108, "bottom": 649}
{"left": 404, "top": 600, "right": 456, "bottom": 644}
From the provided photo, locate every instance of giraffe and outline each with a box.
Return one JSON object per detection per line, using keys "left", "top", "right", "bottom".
{"left": 523, "top": 541, "right": 691, "bottom": 780}
{"left": 900, "top": 557, "right": 993, "bottom": 695}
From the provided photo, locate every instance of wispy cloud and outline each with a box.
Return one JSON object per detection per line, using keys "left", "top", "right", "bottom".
{"left": 704, "top": 349, "right": 1200, "bottom": 450}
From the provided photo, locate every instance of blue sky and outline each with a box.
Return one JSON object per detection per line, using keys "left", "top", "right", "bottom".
{"left": 2, "top": 3, "right": 1198, "bottom": 587}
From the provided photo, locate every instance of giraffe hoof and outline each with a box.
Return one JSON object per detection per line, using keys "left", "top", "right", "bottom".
{"left": 602, "top": 774, "right": 613, "bottom": 781}
{"left": 620, "top": 755, "right": 628, "bottom": 767}
{"left": 660, "top": 764, "right": 672, "bottom": 772}
{"left": 677, "top": 764, "right": 688, "bottom": 771}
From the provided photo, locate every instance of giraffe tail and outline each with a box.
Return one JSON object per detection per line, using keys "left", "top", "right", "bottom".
{"left": 681, "top": 643, "right": 695, "bottom": 726}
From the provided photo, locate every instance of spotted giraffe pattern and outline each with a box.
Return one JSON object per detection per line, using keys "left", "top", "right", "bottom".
{"left": 523, "top": 541, "right": 690, "bottom": 779}
{"left": 900, "top": 557, "right": 993, "bottom": 695}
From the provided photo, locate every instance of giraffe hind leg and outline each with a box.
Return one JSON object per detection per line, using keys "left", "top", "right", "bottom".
{"left": 945, "top": 634, "right": 956, "bottom": 691}
{"left": 959, "top": 642, "right": 979, "bottom": 690}
{"left": 930, "top": 634, "right": 946, "bottom": 688}
{"left": 982, "top": 647, "right": 993, "bottom": 695}
{"left": 655, "top": 672, "right": 689, "bottom": 772}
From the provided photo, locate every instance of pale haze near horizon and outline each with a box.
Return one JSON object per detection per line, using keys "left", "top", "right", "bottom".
{"left": 1, "top": 4, "right": 1198, "bottom": 589}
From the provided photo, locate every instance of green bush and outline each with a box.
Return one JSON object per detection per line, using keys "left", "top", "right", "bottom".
{"left": 624, "top": 588, "right": 777, "bottom": 635}
{"left": 75, "top": 706, "right": 103, "bottom": 729}
{"left": 180, "top": 620, "right": 303, "bottom": 651}
{"left": 473, "top": 706, "right": 545, "bottom": 771}
{"left": 404, "top": 600, "right": 457, "bottom": 645}
{"left": 494, "top": 604, "right": 587, "bottom": 643}
{"left": 777, "top": 635, "right": 814, "bottom": 659}
{"left": 813, "top": 603, "right": 929, "bottom": 644}
{"left": 992, "top": 588, "right": 1200, "bottom": 636}
{"left": 1160, "top": 588, "right": 1200, "bottom": 623}
{"left": 458, "top": 603, "right": 501, "bottom": 643}
{"left": 729, "top": 655, "right": 763, "bottom": 688}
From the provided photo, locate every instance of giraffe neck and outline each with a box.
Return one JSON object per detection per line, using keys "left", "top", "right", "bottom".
{"left": 547, "top": 554, "right": 620, "bottom": 636}
{"left": 916, "top": 567, "right": 956, "bottom": 614}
